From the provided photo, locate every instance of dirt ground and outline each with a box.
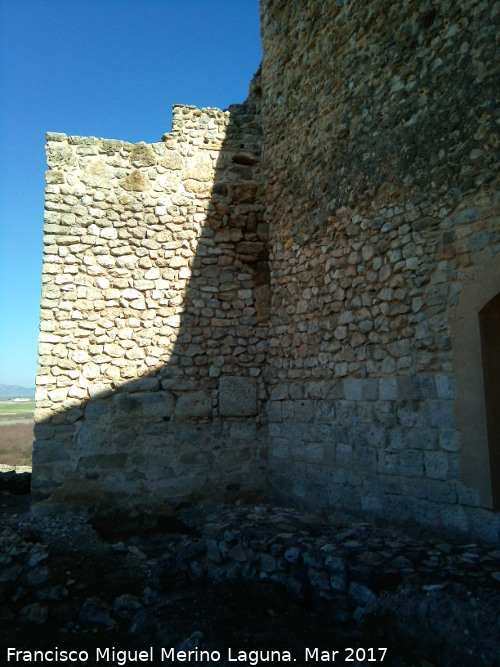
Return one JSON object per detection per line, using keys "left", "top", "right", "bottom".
{"left": 0, "top": 403, "right": 33, "bottom": 467}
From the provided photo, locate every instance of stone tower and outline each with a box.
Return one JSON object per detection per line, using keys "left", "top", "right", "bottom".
{"left": 34, "top": 0, "right": 500, "bottom": 540}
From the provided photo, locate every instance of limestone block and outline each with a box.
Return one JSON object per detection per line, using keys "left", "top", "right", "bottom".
{"left": 47, "top": 387, "right": 68, "bottom": 403}
{"left": 424, "top": 451, "right": 450, "bottom": 481}
{"left": 121, "top": 288, "right": 142, "bottom": 300}
{"left": 116, "top": 256, "right": 136, "bottom": 270}
{"left": 175, "top": 390, "right": 212, "bottom": 419}
{"left": 32, "top": 443, "right": 70, "bottom": 464}
{"left": 88, "top": 383, "right": 114, "bottom": 399}
{"left": 184, "top": 153, "right": 213, "bottom": 182}
{"left": 121, "top": 170, "right": 151, "bottom": 191}
{"left": 72, "top": 350, "right": 90, "bottom": 364}
{"left": 229, "top": 422, "right": 257, "bottom": 440}
{"left": 416, "top": 376, "right": 437, "bottom": 400}
{"left": 68, "top": 386, "right": 88, "bottom": 400}
{"left": 377, "top": 450, "right": 398, "bottom": 475}
{"left": 38, "top": 333, "right": 61, "bottom": 343}
{"left": 219, "top": 376, "right": 257, "bottom": 417}
{"left": 96, "top": 277, "right": 110, "bottom": 289}
{"left": 112, "top": 390, "right": 175, "bottom": 420}
{"left": 169, "top": 256, "right": 186, "bottom": 269}
{"left": 406, "top": 427, "right": 438, "bottom": 451}
{"left": 344, "top": 379, "right": 364, "bottom": 401}
{"left": 269, "top": 384, "right": 289, "bottom": 401}
{"left": 435, "top": 375, "right": 456, "bottom": 399}
{"left": 35, "top": 388, "right": 49, "bottom": 402}
{"left": 144, "top": 267, "right": 160, "bottom": 280}
{"left": 267, "top": 401, "right": 282, "bottom": 422}
{"left": 294, "top": 399, "right": 314, "bottom": 422}
{"left": 379, "top": 377, "right": 397, "bottom": 400}
{"left": 133, "top": 280, "right": 155, "bottom": 291}
{"left": 304, "top": 443, "right": 324, "bottom": 463}
{"left": 80, "top": 160, "right": 112, "bottom": 188}
{"left": 46, "top": 144, "right": 75, "bottom": 169}
{"left": 140, "top": 391, "right": 176, "bottom": 419}
{"left": 82, "top": 363, "right": 100, "bottom": 379}
{"left": 46, "top": 132, "right": 67, "bottom": 142}
{"left": 103, "top": 343, "right": 125, "bottom": 358}
{"left": 123, "top": 376, "right": 160, "bottom": 393}
{"left": 399, "top": 450, "right": 424, "bottom": 478}
{"left": 396, "top": 376, "right": 418, "bottom": 400}
{"left": 422, "top": 479, "right": 457, "bottom": 505}
{"left": 427, "top": 401, "right": 454, "bottom": 429}
{"left": 100, "top": 227, "right": 118, "bottom": 240}
{"left": 158, "top": 150, "right": 183, "bottom": 171}
{"left": 183, "top": 179, "right": 210, "bottom": 194}
{"left": 130, "top": 143, "right": 156, "bottom": 167}
{"left": 439, "top": 430, "right": 461, "bottom": 452}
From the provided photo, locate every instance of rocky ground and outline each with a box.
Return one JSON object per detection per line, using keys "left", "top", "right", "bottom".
{"left": 0, "top": 471, "right": 499, "bottom": 667}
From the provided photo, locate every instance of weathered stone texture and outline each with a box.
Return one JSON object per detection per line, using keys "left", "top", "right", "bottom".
{"left": 34, "top": 84, "right": 269, "bottom": 513}
{"left": 219, "top": 376, "right": 258, "bottom": 417}
{"left": 260, "top": 0, "right": 500, "bottom": 536}
{"left": 34, "top": 1, "right": 500, "bottom": 539}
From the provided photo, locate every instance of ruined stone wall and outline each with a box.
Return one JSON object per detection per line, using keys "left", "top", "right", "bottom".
{"left": 34, "top": 83, "right": 269, "bottom": 515}
{"left": 260, "top": 0, "right": 500, "bottom": 538}
{"left": 35, "top": 1, "right": 500, "bottom": 539}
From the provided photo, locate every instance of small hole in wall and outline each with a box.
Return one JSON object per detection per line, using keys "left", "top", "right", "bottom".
{"left": 233, "top": 153, "right": 258, "bottom": 166}
{"left": 420, "top": 9, "right": 437, "bottom": 29}
{"left": 162, "top": 416, "right": 170, "bottom": 422}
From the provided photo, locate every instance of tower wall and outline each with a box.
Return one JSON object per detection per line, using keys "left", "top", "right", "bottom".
{"left": 34, "top": 90, "right": 269, "bottom": 516}
{"left": 260, "top": 0, "right": 500, "bottom": 538}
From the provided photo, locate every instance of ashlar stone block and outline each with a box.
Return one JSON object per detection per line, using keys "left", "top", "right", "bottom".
{"left": 219, "top": 376, "right": 257, "bottom": 417}
{"left": 175, "top": 390, "right": 212, "bottom": 419}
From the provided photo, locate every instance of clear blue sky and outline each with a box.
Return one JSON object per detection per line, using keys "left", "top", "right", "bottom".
{"left": 0, "top": 0, "right": 261, "bottom": 388}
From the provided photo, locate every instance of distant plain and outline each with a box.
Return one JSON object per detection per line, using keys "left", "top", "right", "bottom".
{"left": 0, "top": 400, "right": 34, "bottom": 467}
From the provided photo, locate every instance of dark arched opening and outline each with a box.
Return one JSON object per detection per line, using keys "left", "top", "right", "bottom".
{"left": 479, "top": 293, "right": 500, "bottom": 511}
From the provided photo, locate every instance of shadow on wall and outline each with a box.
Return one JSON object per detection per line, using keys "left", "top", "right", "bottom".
{"left": 33, "top": 71, "right": 271, "bottom": 518}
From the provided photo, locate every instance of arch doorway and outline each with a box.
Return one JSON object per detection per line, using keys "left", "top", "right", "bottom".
{"left": 479, "top": 293, "right": 500, "bottom": 510}
{"left": 451, "top": 256, "right": 500, "bottom": 510}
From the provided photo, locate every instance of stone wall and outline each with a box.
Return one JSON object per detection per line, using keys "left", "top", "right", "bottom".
{"left": 34, "top": 79, "right": 269, "bottom": 515}
{"left": 35, "top": 0, "right": 500, "bottom": 539}
{"left": 260, "top": 0, "right": 500, "bottom": 539}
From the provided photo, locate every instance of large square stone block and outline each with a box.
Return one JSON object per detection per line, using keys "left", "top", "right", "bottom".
{"left": 219, "top": 376, "right": 257, "bottom": 417}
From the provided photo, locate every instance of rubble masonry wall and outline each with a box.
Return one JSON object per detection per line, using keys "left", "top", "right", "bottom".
{"left": 34, "top": 91, "right": 269, "bottom": 515}
{"left": 34, "top": 0, "right": 500, "bottom": 539}
{"left": 260, "top": 0, "right": 500, "bottom": 539}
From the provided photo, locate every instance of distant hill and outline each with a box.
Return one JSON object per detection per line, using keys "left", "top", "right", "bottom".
{"left": 0, "top": 384, "right": 35, "bottom": 399}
